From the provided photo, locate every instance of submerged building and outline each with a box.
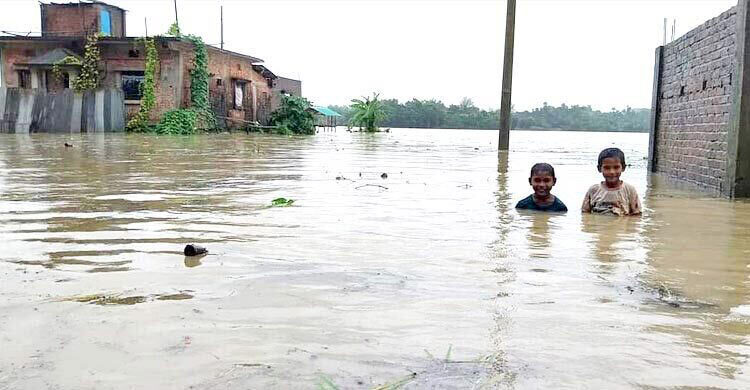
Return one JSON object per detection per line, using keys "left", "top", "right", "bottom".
{"left": 0, "top": 1, "right": 301, "bottom": 130}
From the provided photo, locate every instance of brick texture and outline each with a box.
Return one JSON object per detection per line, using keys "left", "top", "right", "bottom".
{"left": 41, "top": 3, "right": 125, "bottom": 38}
{"left": 654, "top": 7, "right": 737, "bottom": 193}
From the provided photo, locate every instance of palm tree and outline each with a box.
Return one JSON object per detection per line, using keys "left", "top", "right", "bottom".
{"left": 349, "top": 93, "right": 386, "bottom": 132}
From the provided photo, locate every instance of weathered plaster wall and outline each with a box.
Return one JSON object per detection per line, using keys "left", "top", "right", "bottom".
{"left": 652, "top": 7, "right": 737, "bottom": 194}
{"left": 271, "top": 76, "right": 302, "bottom": 112}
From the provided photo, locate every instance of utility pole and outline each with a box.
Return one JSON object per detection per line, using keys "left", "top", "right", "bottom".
{"left": 663, "top": 18, "right": 667, "bottom": 45}
{"left": 144, "top": 17, "right": 148, "bottom": 37}
{"left": 174, "top": 0, "right": 179, "bottom": 28}
{"left": 220, "top": 5, "right": 224, "bottom": 50}
{"left": 499, "top": 0, "right": 516, "bottom": 151}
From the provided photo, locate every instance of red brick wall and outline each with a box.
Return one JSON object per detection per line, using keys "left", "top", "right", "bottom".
{"left": 0, "top": 42, "right": 78, "bottom": 87}
{"left": 41, "top": 4, "right": 125, "bottom": 37}
{"left": 205, "top": 46, "right": 273, "bottom": 126}
{"left": 42, "top": 4, "right": 99, "bottom": 37}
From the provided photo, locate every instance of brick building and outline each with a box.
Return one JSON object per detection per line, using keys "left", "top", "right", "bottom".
{"left": 0, "top": 1, "right": 298, "bottom": 127}
{"left": 649, "top": 0, "right": 750, "bottom": 197}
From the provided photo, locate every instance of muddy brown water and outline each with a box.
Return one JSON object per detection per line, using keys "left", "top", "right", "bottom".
{"left": 0, "top": 130, "right": 748, "bottom": 389}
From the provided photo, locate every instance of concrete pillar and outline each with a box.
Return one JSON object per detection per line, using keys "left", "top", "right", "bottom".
{"left": 95, "top": 89, "right": 105, "bottom": 132}
{"left": 726, "top": 0, "right": 750, "bottom": 197}
{"left": 67, "top": 70, "right": 79, "bottom": 88}
{"left": 648, "top": 46, "right": 663, "bottom": 172}
{"left": 30, "top": 69, "right": 40, "bottom": 89}
{"left": 70, "top": 92, "right": 82, "bottom": 133}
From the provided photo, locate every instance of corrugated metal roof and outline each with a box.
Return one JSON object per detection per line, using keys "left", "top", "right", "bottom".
{"left": 312, "top": 106, "right": 342, "bottom": 117}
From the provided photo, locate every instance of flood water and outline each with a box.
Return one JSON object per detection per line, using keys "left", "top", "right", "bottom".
{"left": 0, "top": 129, "right": 749, "bottom": 389}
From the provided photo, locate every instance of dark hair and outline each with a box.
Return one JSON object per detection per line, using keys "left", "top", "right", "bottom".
{"left": 597, "top": 148, "right": 626, "bottom": 169}
{"left": 530, "top": 162, "right": 555, "bottom": 178}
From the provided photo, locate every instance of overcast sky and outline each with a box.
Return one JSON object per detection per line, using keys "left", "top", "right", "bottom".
{"left": 0, "top": 0, "right": 739, "bottom": 110}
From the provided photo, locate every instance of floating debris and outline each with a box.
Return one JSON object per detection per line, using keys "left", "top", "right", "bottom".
{"left": 271, "top": 198, "right": 295, "bottom": 207}
{"left": 184, "top": 244, "right": 207, "bottom": 256}
{"left": 381, "top": 173, "right": 388, "bottom": 179}
{"left": 61, "top": 291, "right": 194, "bottom": 305}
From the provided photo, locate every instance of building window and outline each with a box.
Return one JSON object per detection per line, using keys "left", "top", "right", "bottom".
{"left": 234, "top": 80, "right": 246, "bottom": 110}
{"left": 63, "top": 72, "right": 70, "bottom": 89}
{"left": 17, "top": 70, "right": 31, "bottom": 89}
{"left": 100, "top": 10, "right": 112, "bottom": 36}
{"left": 122, "top": 71, "right": 145, "bottom": 100}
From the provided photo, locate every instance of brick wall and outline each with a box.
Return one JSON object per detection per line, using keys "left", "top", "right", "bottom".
{"left": 0, "top": 41, "right": 78, "bottom": 87}
{"left": 652, "top": 7, "right": 737, "bottom": 193}
{"left": 41, "top": 3, "right": 125, "bottom": 37}
{"left": 205, "top": 47, "right": 273, "bottom": 126}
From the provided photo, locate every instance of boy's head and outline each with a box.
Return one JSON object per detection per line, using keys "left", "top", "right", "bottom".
{"left": 597, "top": 148, "right": 626, "bottom": 184}
{"left": 528, "top": 163, "right": 557, "bottom": 198}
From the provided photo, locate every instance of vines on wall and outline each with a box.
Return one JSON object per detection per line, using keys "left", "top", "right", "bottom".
{"left": 126, "top": 38, "right": 158, "bottom": 132}
{"left": 51, "top": 56, "right": 83, "bottom": 84}
{"left": 70, "top": 33, "right": 101, "bottom": 92}
{"left": 153, "top": 33, "right": 215, "bottom": 134}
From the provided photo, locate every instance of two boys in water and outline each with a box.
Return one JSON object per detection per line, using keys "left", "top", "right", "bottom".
{"left": 515, "top": 147, "right": 642, "bottom": 216}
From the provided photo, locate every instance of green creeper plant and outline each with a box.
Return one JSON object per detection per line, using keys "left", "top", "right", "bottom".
{"left": 269, "top": 95, "right": 316, "bottom": 135}
{"left": 51, "top": 56, "right": 82, "bottom": 83}
{"left": 152, "top": 32, "right": 215, "bottom": 134}
{"left": 154, "top": 109, "right": 198, "bottom": 135}
{"left": 126, "top": 38, "right": 158, "bottom": 132}
{"left": 167, "top": 22, "right": 181, "bottom": 37}
{"left": 350, "top": 93, "right": 387, "bottom": 132}
{"left": 71, "top": 33, "right": 101, "bottom": 92}
{"left": 184, "top": 34, "right": 214, "bottom": 128}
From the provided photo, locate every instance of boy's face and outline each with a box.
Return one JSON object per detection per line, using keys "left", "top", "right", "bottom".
{"left": 529, "top": 172, "right": 556, "bottom": 198}
{"left": 599, "top": 157, "right": 624, "bottom": 184}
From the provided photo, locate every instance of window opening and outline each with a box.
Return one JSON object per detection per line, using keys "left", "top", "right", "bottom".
{"left": 122, "top": 71, "right": 145, "bottom": 100}
{"left": 17, "top": 70, "right": 31, "bottom": 89}
{"left": 100, "top": 10, "right": 112, "bottom": 36}
{"left": 234, "top": 80, "right": 246, "bottom": 110}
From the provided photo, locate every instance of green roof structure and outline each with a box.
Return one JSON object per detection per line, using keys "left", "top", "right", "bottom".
{"left": 311, "top": 106, "right": 342, "bottom": 117}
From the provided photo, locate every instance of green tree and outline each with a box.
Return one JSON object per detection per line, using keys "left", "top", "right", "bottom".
{"left": 269, "top": 95, "right": 316, "bottom": 135}
{"left": 350, "top": 93, "right": 387, "bottom": 132}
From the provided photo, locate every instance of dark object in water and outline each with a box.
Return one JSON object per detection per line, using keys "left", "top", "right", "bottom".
{"left": 64, "top": 143, "right": 73, "bottom": 147}
{"left": 381, "top": 173, "right": 388, "bottom": 179}
{"left": 184, "top": 244, "right": 207, "bottom": 256}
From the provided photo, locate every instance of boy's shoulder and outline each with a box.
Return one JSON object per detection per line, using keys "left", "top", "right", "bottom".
{"left": 586, "top": 183, "right": 602, "bottom": 193}
{"left": 515, "top": 194, "right": 535, "bottom": 209}
{"left": 621, "top": 181, "right": 638, "bottom": 191}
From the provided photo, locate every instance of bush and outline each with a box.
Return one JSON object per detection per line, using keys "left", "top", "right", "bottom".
{"left": 154, "top": 109, "right": 199, "bottom": 135}
{"left": 269, "top": 95, "right": 316, "bottom": 135}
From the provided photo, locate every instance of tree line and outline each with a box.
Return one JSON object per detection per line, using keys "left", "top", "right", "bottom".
{"left": 327, "top": 98, "right": 650, "bottom": 132}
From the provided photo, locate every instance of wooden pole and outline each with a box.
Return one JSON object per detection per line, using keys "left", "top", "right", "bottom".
{"left": 499, "top": 0, "right": 516, "bottom": 150}
{"left": 220, "top": 5, "right": 224, "bottom": 50}
{"left": 174, "top": 0, "right": 179, "bottom": 28}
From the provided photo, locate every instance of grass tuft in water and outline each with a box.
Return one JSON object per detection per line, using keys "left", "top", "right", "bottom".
{"left": 271, "top": 197, "right": 295, "bottom": 207}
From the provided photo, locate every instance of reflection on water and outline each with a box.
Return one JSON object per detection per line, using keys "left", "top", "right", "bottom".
{"left": 0, "top": 130, "right": 748, "bottom": 388}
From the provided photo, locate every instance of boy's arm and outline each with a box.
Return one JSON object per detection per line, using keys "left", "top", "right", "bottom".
{"left": 629, "top": 187, "right": 642, "bottom": 216}
{"left": 581, "top": 190, "right": 591, "bottom": 213}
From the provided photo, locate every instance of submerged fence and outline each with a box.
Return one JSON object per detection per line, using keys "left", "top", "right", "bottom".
{"left": 0, "top": 88, "right": 125, "bottom": 133}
